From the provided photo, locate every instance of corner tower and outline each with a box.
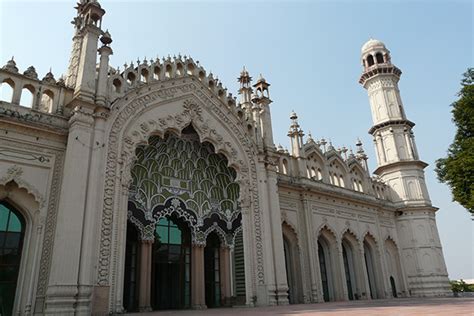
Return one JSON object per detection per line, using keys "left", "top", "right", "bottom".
{"left": 66, "top": 0, "right": 105, "bottom": 101}
{"left": 360, "top": 39, "right": 450, "bottom": 296}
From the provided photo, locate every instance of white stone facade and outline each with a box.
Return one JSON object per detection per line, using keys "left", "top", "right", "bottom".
{"left": 0, "top": 2, "right": 450, "bottom": 316}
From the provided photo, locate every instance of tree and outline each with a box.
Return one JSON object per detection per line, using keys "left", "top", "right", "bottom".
{"left": 435, "top": 68, "right": 474, "bottom": 217}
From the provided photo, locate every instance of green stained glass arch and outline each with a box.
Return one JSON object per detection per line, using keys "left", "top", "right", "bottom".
{"left": 128, "top": 126, "right": 241, "bottom": 245}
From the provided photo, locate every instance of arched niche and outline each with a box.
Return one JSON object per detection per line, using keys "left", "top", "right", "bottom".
{"left": 282, "top": 222, "right": 303, "bottom": 304}
{"left": 317, "top": 226, "right": 342, "bottom": 302}
{"left": 384, "top": 237, "right": 404, "bottom": 298}
{"left": 363, "top": 233, "right": 384, "bottom": 299}
{"left": 0, "top": 180, "right": 41, "bottom": 316}
{"left": 341, "top": 230, "right": 364, "bottom": 300}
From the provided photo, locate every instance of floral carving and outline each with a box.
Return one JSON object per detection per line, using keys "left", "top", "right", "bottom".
{"left": 0, "top": 165, "right": 46, "bottom": 208}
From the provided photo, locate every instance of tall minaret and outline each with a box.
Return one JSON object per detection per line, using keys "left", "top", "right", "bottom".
{"left": 238, "top": 66, "right": 252, "bottom": 112}
{"left": 68, "top": 0, "right": 106, "bottom": 102}
{"left": 252, "top": 74, "right": 275, "bottom": 149}
{"left": 360, "top": 39, "right": 450, "bottom": 297}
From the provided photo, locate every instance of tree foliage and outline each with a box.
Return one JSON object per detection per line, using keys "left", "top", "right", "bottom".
{"left": 450, "top": 279, "right": 474, "bottom": 293}
{"left": 435, "top": 68, "right": 474, "bottom": 216}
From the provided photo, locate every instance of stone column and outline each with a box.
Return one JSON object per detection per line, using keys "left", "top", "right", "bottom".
{"left": 24, "top": 216, "right": 44, "bottom": 315}
{"left": 301, "top": 197, "right": 320, "bottom": 302}
{"left": 96, "top": 44, "right": 113, "bottom": 106}
{"left": 11, "top": 85, "right": 22, "bottom": 105}
{"left": 191, "top": 244, "right": 206, "bottom": 309}
{"left": 45, "top": 105, "right": 94, "bottom": 315}
{"left": 79, "top": 108, "right": 109, "bottom": 315}
{"left": 358, "top": 242, "right": 371, "bottom": 300}
{"left": 138, "top": 240, "right": 152, "bottom": 312}
{"left": 336, "top": 243, "right": 349, "bottom": 301}
{"left": 266, "top": 163, "right": 289, "bottom": 305}
{"left": 220, "top": 246, "right": 232, "bottom": 306}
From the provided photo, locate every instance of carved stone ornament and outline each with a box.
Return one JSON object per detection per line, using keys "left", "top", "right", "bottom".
{"left": 0, "top": 165, "right": 46, "bottom": 208}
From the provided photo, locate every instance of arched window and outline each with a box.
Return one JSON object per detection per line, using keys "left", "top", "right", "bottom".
{"left": 140, "top": 68, "right": 149, "bottom": 83}
{"left": 0, "top": 79, "right": 14, "bottom": 102}
{"left": 186, "top": 63, "right": 194, "bottom": 76}
{"left": 317, "top": 168, "right": 323, "bottom": 180}
{"left": 40, "top": 90, "right": 54, "bottom": 112}
{"left": 376, "top": 53, "right": 384, "bottom": 64}
{"left": 127, "top": 72, "right": 136, "bottom": 85}
{"left": 165, "top": 64, "right": 172, "bottom": 78}
{"left": 282, "top": 159, "right": 289, "bottom": 175}
{"left": 176, "top": 63, "right": 183, "bottom": 76}
{"left": 367, "top": 55, "right": 375, "bottom": 67}
{"left": 113, "top": 78, "right": 122, "bottom": 93}
{"left": 20, "top": 85, "right": 34, "bottom": 108}
{"left": 153, "top": 66, "right": 161, "bottom": 80}
{"left": 0, "top": 202, "right": 26, "bottom": 316}
{"left": 339, "top": 175, "right": 345, "bottom": 188}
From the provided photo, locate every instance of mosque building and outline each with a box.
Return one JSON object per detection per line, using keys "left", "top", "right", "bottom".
{"left": 0, "top": 1, "right": 450, "bottom": 315}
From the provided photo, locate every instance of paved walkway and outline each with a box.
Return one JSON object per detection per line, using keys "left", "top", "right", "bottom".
{"left": 127, "top": 297, "right": 474, "bottom": 315}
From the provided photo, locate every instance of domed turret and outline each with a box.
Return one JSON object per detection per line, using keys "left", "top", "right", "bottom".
{"left": 359, "top": 39, "right": 401, "bottom": 86}
{"left": 361, "top": 38, "right": 391, "bottom": 69}
{"left": 361, "top": 38, "right": 386, "bottom": 53}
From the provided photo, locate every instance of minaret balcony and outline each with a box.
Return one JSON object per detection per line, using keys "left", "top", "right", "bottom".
{"left": 359, "top": 65, "right": 402, "bottom": 86}
{"left": 368, "top": 118, "right": 415, "bottom": 135}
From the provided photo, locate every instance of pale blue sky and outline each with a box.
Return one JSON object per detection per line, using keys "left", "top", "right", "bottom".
{"left": 1, "top": 0, "right": 472, "bottom": 280}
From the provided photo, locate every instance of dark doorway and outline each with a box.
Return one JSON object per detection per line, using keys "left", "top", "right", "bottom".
{"left": 283, "top": 236, "right": 294, "bottom": 304}
{"left": 205, "top": 233, "right": 221, "bottom": 308}
{"left": 123, "top": 223, "right": 139, "bottom": 312}
{"left": 0, "top": 202, "right": 25, "bottom": 316}
{"left": 151, "top": 217, "right": 191, "bottom": 310}
{"left": 342, "top": 244, "right": 354, "bottom": 300}
{"left": 390, "top": 276, "right": 398, "bottom": 298}
{"left": 318, "top": 241, "right": 330, "bottom": 302}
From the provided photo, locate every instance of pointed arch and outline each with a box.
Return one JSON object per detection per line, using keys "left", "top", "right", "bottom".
{"left": 282, "top": 222, "right": 303, "bottom": 304}
{"left": 363, "top": 232, "right": 384, "bottom": 299}
{"left": 0, "top": 180, "right": 42, "bottom": 316}
{"left": 341, "top": 229, "right": 364, "bottom": 300}
{"left": 305, "top": 147, "right": 326, "bottom": 181}
{"left": 317, "top": 226, "right": 343, "bottom": 302}
{"left": 349, "top": 163, "right": 367, "bottom": 193}
{"left": 384, "top": 237, "right": 404, "bottom": 298}
{"left": 99, "top": 80, "right": 261, "bottom": 310}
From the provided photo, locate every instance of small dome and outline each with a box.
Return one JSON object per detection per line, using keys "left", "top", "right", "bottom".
{"left": 290, "top": 111, "right": 298, "bottom": 120}
{"left": 361, "top": 38, "right": 386, "bottom": 53}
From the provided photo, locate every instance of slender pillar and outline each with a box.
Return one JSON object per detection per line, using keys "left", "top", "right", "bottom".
{"left": 191, "top": 244, "right": 206, "bottom": 309}
{"left": 337, "top": 244, "right": 349, "bottom": 301}
{"left": 96, "top": 38, "right": 113, "bottom": 106}
{"left": 358, "top": 243, "right": 371, "bottom": 300}
{"left": 45, "top": 106, "right": 94, "bottom": 315}
{"left": 138, "top": 240, "right": 152, "bottom": 312}
{"left": 301, "top": 197, "right": 320, "bottom": 302}
{"left": 11, "top": 85, "right": 21, "bottom": 105}
{"left": 220, "top": 246, "right": 232, "bottom": 306}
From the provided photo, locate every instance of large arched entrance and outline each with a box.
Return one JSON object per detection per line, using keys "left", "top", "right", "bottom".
{"left": 123, "top": 125, "right": 244, "bottom": 311}
{"left": 0, "top": 201, "right": 26, "bottom": 316}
